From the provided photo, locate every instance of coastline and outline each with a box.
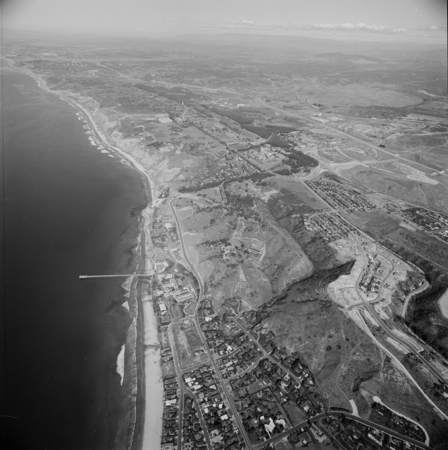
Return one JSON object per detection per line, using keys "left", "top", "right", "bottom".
{"left": 20, "top": 67, "right": 163, "bottom": 450}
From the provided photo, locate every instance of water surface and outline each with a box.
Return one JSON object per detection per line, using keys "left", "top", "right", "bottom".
{"left": 2, "top": 69, "right": 146, "bottom": 449}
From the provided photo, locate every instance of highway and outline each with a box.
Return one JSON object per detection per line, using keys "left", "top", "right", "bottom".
{"left": 255, "top": 98, "right": 443, "bottom": 175}
{"left": 250, "top": 410, "right": 432, "bottom": 450}
{"left": 137, "top": 79, "right": 442, "bottom": 179}
{"left": 301, "top": 178, "right": 448, "bottom": 388}
{"left": 321, "top": 413, "right": 432, "bottom": 450}
{"left": 354, "top": 240, "right": 447, "bottom": 387}
{"left": 296, "top": 180, "right": 448, "bottom": 425}
{"left": 52, "top": 69, "right": 445, "bottom": 449}
{"left": 168, "top": 191, "right": 447, "bottom": 448}
{"left": 233, "top": 318, "right": 433, "bottom": 450}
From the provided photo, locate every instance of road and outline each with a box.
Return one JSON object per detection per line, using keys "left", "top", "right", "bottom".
{"left": 169, "top": 192, "right": 447, "bottom": 448}
{"left": 298, "top": 181, "right": 448, "bottom": 421}
{"left": 169, "top": 198, "right": 254, "bottom": 450}
{"left": 255, "top": 98, "right": 443, "bottom": 175}
{"left": 401, "top": 280, "right": 430, "bottom": 319}
{"left": 233, "top": 318, "right": 317, "bottom": 403}
{"left": 320, "top": 413, "right": 432, "bottom": 450}
{"left": 144, "top": 78, "right": 445, "bottom": 178}
{"left": 34, "top": 63, "right": 444, "bottom": 448}
{"left": 135, "top": 78, "right": 444, "bottom": 180}
{"left": 164, "top": 101, "right": 448, "bottom": 442}
{"left": 169, "top": 318, "right": 213, "bottom": 449}
{"left": 181, "top": 390, "right": 213, "bottom": 449}
{"left": 301, "top": 178, "right": 448, "bottom": 387}
{"left": 250, "top": 410, "right": 432, "bottom": 450}
{"left": 354, "top": 241, "right": 447, "bottom": 387}
{"left": 233, "top": 318, "right": 432, "bottom": 450}
{"left": 79, "top": 273, "right": 152, "bottom": 279}
{"left": 167, "top": 320, "right": 184, "bottom": 450}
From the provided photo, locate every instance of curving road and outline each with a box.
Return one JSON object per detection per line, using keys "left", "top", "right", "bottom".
{"left": 354, "top": 242, "right": 447, "bottom": 388}
{"left": 170, "top": 193, "right": 447, "bottom": 447}
{"left": 169, "top": 197, "right": 253, "bottom": 450}
{"left": 401, "top": 280, "right": 430, "bottom": 319}
{"left": 255, "top": 98, "right": 443, "bottom": 175}
{"left": 302, "top": 178, "right": 448, "bottom": 391}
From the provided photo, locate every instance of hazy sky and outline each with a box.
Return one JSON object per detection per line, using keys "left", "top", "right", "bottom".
{"left": 2, "top": 0, "right": 447, "bottom": 35}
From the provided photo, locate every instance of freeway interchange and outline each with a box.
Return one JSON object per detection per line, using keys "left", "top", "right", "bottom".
{"left": 301, "top": 179, "right": 448, "bottom": 409}
{"left": 352, "top": 238, "right": 448, "bottom": 402}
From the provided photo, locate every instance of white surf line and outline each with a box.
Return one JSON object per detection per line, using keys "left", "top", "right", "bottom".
{"left": 19, "top": 65, "right": 165, "bottom": 449}
{"left": 64, "top": 98, "right": 156, "bottom": 204}
{"left": 22, "top": 66, "right": 149, "bottom": 448}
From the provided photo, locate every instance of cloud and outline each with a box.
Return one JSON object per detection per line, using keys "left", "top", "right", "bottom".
{"left": 196, "top": 20, "right": 446, "bottom": 36}
{"left": 312, "top": 22, "right": 388, "bottom": 32}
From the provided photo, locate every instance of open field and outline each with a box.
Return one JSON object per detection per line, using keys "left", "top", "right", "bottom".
{"left": 259, "top": 273, "right": 384, "bottom": 415}
{"left": 171, "top": 319, "right": 209, "bottom": 370}
{"left": 340, "top": 165, "right": 448, "bottom": 214}
{"left": 387, "top": 133, "right": 448, "bottom": 171}
{"left": 371, "top": 161, "right": 439, "bottom": 185}
{"left": 268, "top": 178, "right": 329, "bottom": 211}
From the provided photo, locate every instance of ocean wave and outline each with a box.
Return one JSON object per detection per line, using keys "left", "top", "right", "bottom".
{"left": 116, "top": 344, "right": 125, "bottom": 385}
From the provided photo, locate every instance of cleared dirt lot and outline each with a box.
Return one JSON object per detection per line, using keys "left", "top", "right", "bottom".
{"left": 172, "top": 319, "right": 209, "bottom": 370}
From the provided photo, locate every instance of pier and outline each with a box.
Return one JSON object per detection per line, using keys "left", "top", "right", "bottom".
{"left": 79, "top": 274, "right": 153, "bottom": 279}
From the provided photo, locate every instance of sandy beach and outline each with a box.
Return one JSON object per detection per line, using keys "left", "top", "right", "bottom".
{"left": 23, "top": 68, "right": 164, "bottom": 450}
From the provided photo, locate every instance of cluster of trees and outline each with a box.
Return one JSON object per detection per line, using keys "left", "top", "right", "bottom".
{"left": 396, "top": 271, "right": 424, "bottom": 296}
{"left": 241, "top": 124, "right": 272, "bottom": 139}
{"left": 179, "top": 180, "right": 224, "bottom": 193}
{"left": 270, "top": 150, "right": 319, "bottom": 174}
{"left": 380, "top": 239, "right": 447, "bottom": 285}
{"left": 211, "top": 108, "right": 255, "bottom": 125}
{"left": 226, "top": 193, "right": 255, "bottom": 208}
{"left": 273, "top": 168, "right": 291, "bottom": 175}
{"left": 178, "top": 173, "right": 270, "bottom": 193}
{"left": 283, "top": 150, "right": 318, "bottom": 172}
{"left": 266, "top": 134, "right": 290, "bottom": 148}
{"left": 265, "top": 124, "right": 297, "bottom": 133}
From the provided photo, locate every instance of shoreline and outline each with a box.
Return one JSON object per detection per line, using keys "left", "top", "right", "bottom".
{"left": 20, "top": 67, "right": 163, "bottom": 450}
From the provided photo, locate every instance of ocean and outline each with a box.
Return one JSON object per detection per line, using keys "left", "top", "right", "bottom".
{"left": 2, "top": 69, "right": 146, "bottom": 449}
